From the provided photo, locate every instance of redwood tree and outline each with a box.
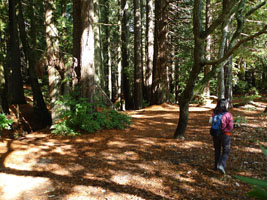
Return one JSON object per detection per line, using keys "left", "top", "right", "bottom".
{"left": 7, "top": 0, "right": 26, "bottom": 104}
{"left": 151, "top": 0, "right": 169, "bottom": 105}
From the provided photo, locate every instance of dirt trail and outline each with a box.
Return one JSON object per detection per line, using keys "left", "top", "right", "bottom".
{"left": 0, "top": 102, "right": 266, "bottom": 200}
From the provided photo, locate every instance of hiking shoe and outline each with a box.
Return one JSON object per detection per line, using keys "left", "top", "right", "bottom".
{"left": 217, "top": 164, "right": 226, "bottom": 174}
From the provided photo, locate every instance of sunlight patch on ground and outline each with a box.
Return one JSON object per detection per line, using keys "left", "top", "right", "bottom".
{"left": 134, "top": 138, "right": 157, "bottom": 145}
{"left": 188, "top": 107, "right": 211, "bottom": 112}
{"left": 210, "top": 177, "right": 228, "bottom": 186}
{"left": 0, "top": 173, "right": 52, "bottom": 200}
{"left": 135, "top": 163, "right": 156, "bottom": 172}
{"left": 242, "top": 147, "right": 262, "bottom": 153}
{"left": 179, "top": 141, "right": 206, "bottom": 149}
{"left": 66, "top": 185, "right": 146, "bottom": 200}
{"left": 131, "top": 114, "right": 146, "bottom": 118}
{"left": 172, "top": 173, "right": 195, "bottom": 183}
{"left": 107, "top": 141, "right": 129, "bottom": 148}
{"left": 100, "top": 151, "right": 140, "bottom": 161}
{"left": 111, "top": 173, "right": 163, "bottom": 189}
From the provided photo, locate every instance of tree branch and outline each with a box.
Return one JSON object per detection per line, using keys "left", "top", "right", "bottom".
{"left": 202, "top": 25, "right": 267, "bottom": 65}
{"left": 200, "top": 1, "right": 238, "bottom": 39}
{"left": 245, "top": 0, "right": 266, "bottom": 17}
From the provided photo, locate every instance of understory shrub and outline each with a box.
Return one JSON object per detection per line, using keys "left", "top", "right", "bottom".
{"left": 0, "top": 113, "right": 13, "bottom": 131}
{"left": 51, "top": 95, "right": 132, "bottom": 136}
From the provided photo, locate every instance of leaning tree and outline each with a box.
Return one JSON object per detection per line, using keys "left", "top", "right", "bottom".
{"left": 174, "top": 0, "right": 267, "bottom": 139}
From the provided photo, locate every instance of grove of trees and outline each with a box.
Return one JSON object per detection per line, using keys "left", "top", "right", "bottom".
{"left": 0, "top": 0, "right": 266, "bottom": 137}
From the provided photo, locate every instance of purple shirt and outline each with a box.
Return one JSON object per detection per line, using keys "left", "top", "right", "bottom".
{"left": 221, "top": 112, "right": 233, "bottom": 133}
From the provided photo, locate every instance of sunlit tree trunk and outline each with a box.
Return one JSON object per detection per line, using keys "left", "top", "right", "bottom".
{"left": 60, "top": 0, "right": 72, "bottom": 95}
{"left": 73, "top": 0, "right": 81, "bottom": 89}
{"left": 45, "top": 0, "right": 61, "bottom": 124}
{"left": 8, "top": 0, "right": 26, "bottom": 104}
{"left": 225, "top": 55, "right": 233, "bottom": 108}
{"left": 217, "top": 1, "right": 233, "bottom": 99}
{"left": 80, "top": 0, "right": 95, "bottom": 102}
{"left": 94, "top": 0, "right": 103, "bottom": 87}
{"left": 151, "top": 0, "right": 169, "bottom": 105}
{"left": 102, "top": 0, "right": 112, "bottom": 99}
{"left": 144, "top": 0, "right": 154, "bottom": 104}
{"left": 203, "top": 0, "right": 212, "bottom": 98}
{"left": 121, "top": 0, "right": 132, "bottom": 109}
{"left": 117, "top": 0, "right": 123, "bottom": 109}
{"left": 134, "top": 0, "right": 143, "bottom": 109}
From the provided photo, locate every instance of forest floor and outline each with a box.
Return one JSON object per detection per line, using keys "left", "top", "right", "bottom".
{"left": 0, "top": 97, "right": 267, "bottom": 200}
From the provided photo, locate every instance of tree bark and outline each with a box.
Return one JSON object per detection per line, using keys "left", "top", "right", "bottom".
{"left": 174, "top": 0, "right": 206, "bottom": 138}
{"left": 225, "top": 55, "right": 233, "bottom": 108}
{"left": 151, "top": 0, "right": 169, "bottom": 105}
{"left": 203, "top": 0, "right": 212, "bottom": 98}
{"left": 18, "top": 0, "right": 51, "bottom": 127}
{"left": 94, "top": 0, "right": 103, "bottom": 88}
{"left": 121, "top": 0, "right": 133, "bottom": 109}
{"left": 8, "top": 0, "right": 26, "bottom": 104}
{"left": 117, "top": 0, "right": 123, "bottom": 109}
{"left": 217, "top": 2, "right": 231, "bottom": 99}
{"left": 102, "top": 0, "right": 112, "bottom": 99}
{"left": 45, "top": 0, "right": 61, "bottom": 124}
{"left": 80, "top": 0, "right": 95, "bottom": 102}
{"left": 144, "top": 0, "right": 154, "bottom": 104}
{"left": 73, "top": 0, "right": 81, "bottom": 89}
{"left": 134, "top": 0, "right": 143, "bottom": 109}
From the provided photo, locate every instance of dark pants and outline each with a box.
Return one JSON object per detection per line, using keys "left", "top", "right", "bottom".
{"left": 213, "top": 134, "right": 231, "bottom": 169}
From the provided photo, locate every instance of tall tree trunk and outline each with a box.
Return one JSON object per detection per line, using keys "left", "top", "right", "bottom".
{"left": 203, "top": 0, "right": 212, "bottom": 98}
{"left": 151, "top": 0, "right": 169, "bottom": 105}
{"left": 174, "top": 0, "right": 205, "bottom": 139}
{"left": 121, "top": 0, "right": 132, "bottom": 109}
{"left": 45, "top": 0, "right": 61, "bottom": 124}
{"left": 60, "top": 0, "right": 72, "bottom": 96}
{"left": 94, "top": 0, "right": 103, "bottom": 87}
{"left": 117, "top": 0, "right": 123, "bottom": 109}
{"left": 80, "top": 0, "right": 95, "bottom": 102}
{"left": 73, "top": 0, "right": 81, "bottom": 89}
{"left": 225, "top": 55, "right": 233, "bottom": 108}
{"left": 102, "top": 1, "right": 112, "bottom": 99}
{"left": 18, "top": 0, "right": 51, "bottom": 127}
{"left": 217, "top": 1, "right": 232, "bottom": 99}
{"left": 0, "top": 62, "right": 4, "bottom": 113}
{"left": 144, "top": 0, "right": 154, "bottom": 103}
{"left": 0, "top": 27, "right": 5, "bottom": 112}
{"left": 134, "top": 0, "right": 143, "bottom": 109}
{"left": 8, "top": 0, "right": 26, "bottom": 104}
{"left": 0, "top": 33, "right": 9, "bottom": 113}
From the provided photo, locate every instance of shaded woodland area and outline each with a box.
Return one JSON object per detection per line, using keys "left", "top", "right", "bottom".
{"left": 0, "top": 0, "right": 267, "bottom": 199}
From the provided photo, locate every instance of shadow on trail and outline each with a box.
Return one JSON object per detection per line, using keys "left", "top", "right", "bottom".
{"left": 0, "top": 105, "right": 263, "bottom": 199}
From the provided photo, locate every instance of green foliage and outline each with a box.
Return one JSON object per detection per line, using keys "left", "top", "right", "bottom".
{"left": 235, "top": 146, "right": 267, "bottom": 199}
{"left": 0, "top": 113, "right": 13, "bottom": 131}
{"left": 51, "top": 95, "right": 132, "bottom": 136}
{"left": 234, "top": 115, "right": 247, "bottom": 127}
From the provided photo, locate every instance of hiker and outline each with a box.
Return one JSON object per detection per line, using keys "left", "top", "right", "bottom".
{"left": 210, "top": 99, "right": 233, "bottom": 174}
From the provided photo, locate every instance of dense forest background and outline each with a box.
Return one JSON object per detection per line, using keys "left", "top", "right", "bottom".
{"left": 0, "top": 0, "right": 266, "bottom": 137}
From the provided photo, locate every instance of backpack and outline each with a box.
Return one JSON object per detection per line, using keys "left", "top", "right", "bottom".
{"left": 210, "top": 112, "right": 226, "bottom": 137}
